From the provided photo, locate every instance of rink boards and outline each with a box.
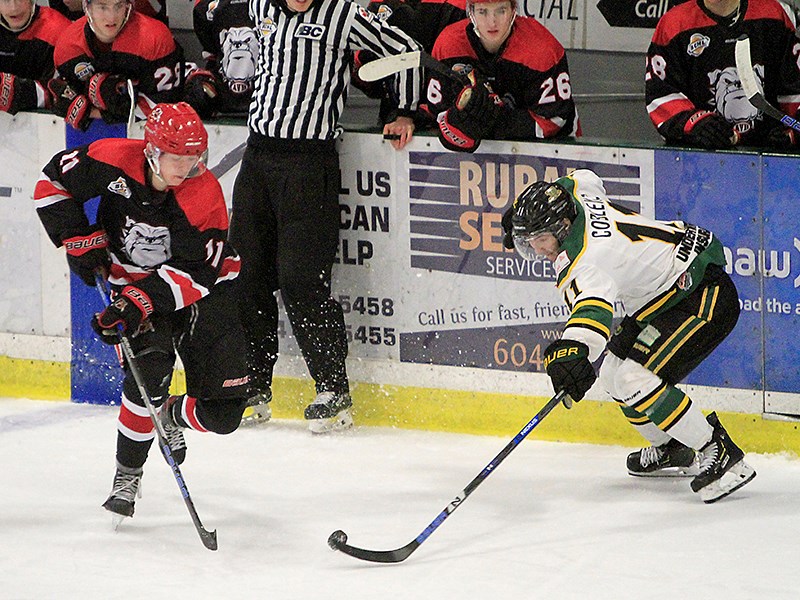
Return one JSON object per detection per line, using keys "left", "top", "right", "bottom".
{"left": 0, "top": 112, "right": 798, "bottom": 453}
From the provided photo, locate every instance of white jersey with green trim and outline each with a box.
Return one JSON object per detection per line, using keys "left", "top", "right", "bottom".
{"left": 552, "top": 169, "right": 721, "bottom": 362}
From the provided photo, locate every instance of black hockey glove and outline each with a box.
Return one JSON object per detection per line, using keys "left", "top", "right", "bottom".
{"left": 91, "top": 286, "right": 154, "bottom": 343}
{"left": 543, "top": 339, "right": 596, "bottom": 405}
{"left": 62, "top": 228, "right": 111, "bottom": 286}
{"left": 683, "top": 110, "right": 735, "bottom": 149}
{"left": 87, "top": 73, "right": 133, "bottom": 122}
{"left": 48, "top": 78, "right": 92, "bottom": 131}
{"left": 0, "top": 72, "right": 35, "bottom": 114}
{"left": 764, "top": 125, "right": 797, "bottom": 149}
{"left": 184, "top": 68, "right": 219, "bottom": 119}
{"left": 455, "top": 78, "right": 503, "bottom": 133}
{"left": 437, "top": 107, "right": 482, "bottom": 152}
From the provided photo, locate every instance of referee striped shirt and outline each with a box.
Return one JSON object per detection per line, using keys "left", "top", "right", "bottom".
{"left": 248, "top": 0, "right": 422, "bottom": 140}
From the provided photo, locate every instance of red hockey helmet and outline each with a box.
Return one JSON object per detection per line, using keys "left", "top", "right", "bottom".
{"left": 145, "top": 102, "right": 208, "bottom": 156}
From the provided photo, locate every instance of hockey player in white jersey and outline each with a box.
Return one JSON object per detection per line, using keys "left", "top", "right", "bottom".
{"left": 501, "top": 169, "right": 755, "bottom": 503}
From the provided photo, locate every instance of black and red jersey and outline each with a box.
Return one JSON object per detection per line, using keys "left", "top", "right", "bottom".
{"left": 427, "top": 17, "right": 580, "bottom": 140}
{"left": 645, "top": 0, "right": 800, "bottom": 144}
{"left": 34, "top": 138, "right": 240, "bottom": 315}
{"left": 0, "top": 6, "right": 71, "bottom": 112}
{"left": 53, "top": 11, "right": 185, "bottom": 118}
{"left": 192, "top": 0, "right": 257, "bottom": 114}
{"left": 366, "top": 0, "right": 466, "bottom": 53}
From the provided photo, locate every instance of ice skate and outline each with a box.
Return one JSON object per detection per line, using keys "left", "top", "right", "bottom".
{"left": 102, "top": 463, "right": 143, "bottom": 529}
{"left": 160, "top": 395, "right": 187, "bottom": 464}
{"left": 627, "top": 437, "right": 698, "bottom": 477}
{"left": 304, "top": 391, "right": 354, "bottom": 434}
{"left": 240, "top": 390, "right": 272, "bottom": 426}
{"left": 691, "top": 412, "right": 756, "bottom": 503}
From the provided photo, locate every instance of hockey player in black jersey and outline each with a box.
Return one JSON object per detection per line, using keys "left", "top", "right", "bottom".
{"left": 646, "top": 0, "right": 800, "bottom": 149}
{"left": 0, "top": 0, "right": 70, "bottom": 114}
{"left": 34, "top": 102, "right": 250, "bottom": 524}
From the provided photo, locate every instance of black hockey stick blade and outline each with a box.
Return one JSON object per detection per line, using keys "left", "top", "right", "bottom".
{"left": 735, "top": 35, "right": 800, "bottom": 132}
{"left": 327, "top": 391, "right": 568, "bottom": 564}
{"left": 358, "top": 50, "right": 465, "bottom": 83}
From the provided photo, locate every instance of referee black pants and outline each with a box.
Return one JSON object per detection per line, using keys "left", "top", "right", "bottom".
{"left": 229, "top": 136, "right": 349, "bottom": 396}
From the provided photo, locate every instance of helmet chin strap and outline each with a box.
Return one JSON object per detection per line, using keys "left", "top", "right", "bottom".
{"left": 0, "top": 0, "right": 36, "bottom": 32}
{"left": 144, "top": 143, "right": 168, "bottom": 188}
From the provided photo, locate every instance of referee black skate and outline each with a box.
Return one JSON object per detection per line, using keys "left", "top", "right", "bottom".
{"left": 230, "top": 0, "right": 421, "bottom": 433}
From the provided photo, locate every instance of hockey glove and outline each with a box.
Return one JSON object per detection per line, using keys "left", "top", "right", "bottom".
{"left": 184, "top": 68, "right": 219, "bottom": 119}
{"left": 87, "top": 73, "right": 132, "bottom": 122}
{"left": 0, "top": 72, "right": 20, "bottom": 114}
{"left": 764, "top": 125, "right": 797, "bottom": 149}
{"left": 543, "top": 339, "right": 596, "bottom": 405}
{"left": 48, "top": 78, "right": 92, "bottom": 131}
{"left": 455, "top": 78, "right": 503, "bottom": 134}
{"left": 91, "top": 286, "right": 154, "bottom": 343}
{"left": 62, "top": 229, "right": 111, "bottom": 286}
{"left": 683, "top": 110, "right": 735, "bottom": 149}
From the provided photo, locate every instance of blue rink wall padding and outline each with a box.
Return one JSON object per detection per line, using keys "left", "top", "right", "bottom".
{"left": 67, "top": 120, "right": 127, "bottom": 405}
{"left": 761, "top": 156, "right": 800, "bottom": 393}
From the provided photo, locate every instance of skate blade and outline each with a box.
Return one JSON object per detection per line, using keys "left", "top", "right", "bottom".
{"left": 629, "top": 464, "right": 700, "bottom": 478}
{"left": 240, "top": 405, "right": 272, "bottom": 427}
{"left": 699, "top": 460, "right": 756, "bottom": 503}
{"left": 110, "top": 513, "right": 127, "bottom": 531}
{"left": 308, "top": 408, "right": 354, "bottom": 434}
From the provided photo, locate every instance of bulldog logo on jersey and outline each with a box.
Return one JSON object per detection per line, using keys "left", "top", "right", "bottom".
{"left": 108, "top": 177, "right": 132, "bottom": 199}
{"left": 258, "top": 17, "right": 277, "bottom": 38}
{"left": 708, "top": 65, "right": 760, "bottom": 130}
{"left": 219, "top": 26, "right": 258, "bottom": 94}
{"left": 74, "top": 62, "right": 95, "bottom": 81}
{"left": 686, "top": 33, "right": 710, "bottom": 57}
{"left": 295, "top": 23, "right": 326, "bottom": 40}
{"left": 122, "top": 217, "right": 172, "bottom": 268}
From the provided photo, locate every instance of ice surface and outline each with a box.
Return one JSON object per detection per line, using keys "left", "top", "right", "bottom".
{"left": 2, "top": 398, "right": 798, "bottom": 599}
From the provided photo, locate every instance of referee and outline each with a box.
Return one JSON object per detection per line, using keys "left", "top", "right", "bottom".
{"left": 231, "top": 0, "right": 421, "bottom": 432}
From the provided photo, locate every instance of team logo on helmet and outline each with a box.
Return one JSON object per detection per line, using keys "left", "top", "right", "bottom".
{"left": 686, "top": 33, "right": 710, "bottom": 57}
{"left": 107, "top": 176, "right": 132, "bottom": 198}
{"left": 74, "top": 62, "right": 95, "bottom": 81}
{"left": 258, "top": 17, "right": 277, "bottom": 37}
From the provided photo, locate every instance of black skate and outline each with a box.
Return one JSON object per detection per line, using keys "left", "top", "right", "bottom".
{"left": 691, "top": 412, "right": 756, "bottom": 503}
{"left": 627, "top": 437, "right": 698, "bottom": 477}
{"left": 304, "top": 391, "right": 353, "bottom": 434}
{"left": 160, "top": 395, "right": 187, "bottom": 465}
{"left": 102, "top": 463, "right": 143, "bottom": 529}
{"left": 240, "top": 389, "right": 272, "bottom": 426}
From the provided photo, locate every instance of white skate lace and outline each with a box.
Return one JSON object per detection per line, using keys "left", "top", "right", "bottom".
{"left": 639, "top": 445, "right": 665, "bottom": 468}
{"left": 311, "top": 391, "right": 337, "bottom": 406}
{"left": 696, "top": 442, "right": 719, "bottom": 474}
{"left": 164, "top": 421, "right": 186, "bottom": 452}
{"left": 111, "top": 471, "right": 141, "bottom": 503}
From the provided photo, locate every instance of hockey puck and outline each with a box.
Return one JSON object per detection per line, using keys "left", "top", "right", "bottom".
{"left": 328, "top": 530, "right": 348, "bottom": 550}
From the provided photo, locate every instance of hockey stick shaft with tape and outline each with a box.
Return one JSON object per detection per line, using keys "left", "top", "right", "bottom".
{"left": 95, "top": 274, "right": 218, "bottom": 551}
{"left": 735, "top": 35, "right": 800, "bottom": 132}
{"left": 327, "top": 390, "right": 569, "bottom": 563}
{"left": 358, "top": 50, "right": 466, "bottom": 83}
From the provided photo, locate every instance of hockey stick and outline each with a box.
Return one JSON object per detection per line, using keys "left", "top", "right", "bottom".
{"left": 358, "top": 50, "right": 465, "bottom": 83}
{"left": 327, "top": 389, "right": 569, "bottom": 563}
{"left": 735, "top": 35, "right": 800, "bottom": 132}
{"left": 95, "top": 274, "right": 218, "bottom": 551}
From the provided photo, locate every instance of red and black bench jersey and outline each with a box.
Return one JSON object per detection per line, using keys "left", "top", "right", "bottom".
{"left": 53, "top": 11, "right": 185, "bottom": 117}
{"left": 34, "top": 138, "right": 240, "bottom": 315}
{"left": 366, "top": 0, "right": 466, "bottom": 53}
{"left": 192, "top": 0, "right": 257, "bottom": 114}
{"left": 645, "top": 0, "right": 800, "bottom": 144}
{"left": 0, "top": 6, "right": 71, "bottom": 112}
{"left": 427, "top": 17, "right": 580, "bottom": 140}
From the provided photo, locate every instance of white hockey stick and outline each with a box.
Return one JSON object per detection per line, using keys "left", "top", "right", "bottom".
{"left": 126, "top": 79, "right": 136, "bottom": 131}
{"left": 358, "top": 50, "right": 465, "bottom": 83}
{"left": 735, "top": 35, "right": 800, "bottom": 132}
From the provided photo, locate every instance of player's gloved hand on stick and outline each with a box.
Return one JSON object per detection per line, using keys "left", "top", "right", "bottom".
{"left": 543, "top": 339, "right": 596, "bottom": 407}
{"left": 91, "top": 286, "right": 154, "bottom": 344}
{"left": 62, "top": 228, "right": 111, "bottom": 286}
{"left": 48, "top": 77, "right": 92, "bottom": 131}
{"left": 764, "top": 125, "right": 797, "bottom": 149}
{"left": 183, "top": 69, "right": 219, "bottom": 119}
{"left": 87, "top": 73, "right": 133, "bottom": 123}
{"left": 683, "top": 110, "right": 735, "bottom": 149}
{"left": 455, "top": 75, "right": 503, "bottom": 128}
